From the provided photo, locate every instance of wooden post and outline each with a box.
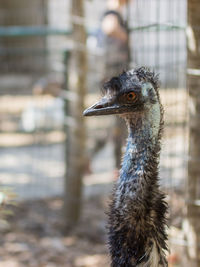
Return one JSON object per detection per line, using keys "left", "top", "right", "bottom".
{"left": 185, "top": 0, "right": 200, "bottom": 265}
{"left": 63, "top": 0, "right": 87, "bottom": 230}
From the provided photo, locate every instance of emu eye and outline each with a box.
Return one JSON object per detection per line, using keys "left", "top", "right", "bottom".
{"left": 127, "top": 92, "right": 136, "bottom": 101}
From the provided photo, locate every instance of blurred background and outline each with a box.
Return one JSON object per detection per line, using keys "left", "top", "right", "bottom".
{"left": 0, "top": 0, "right": 199, "bottom": 266}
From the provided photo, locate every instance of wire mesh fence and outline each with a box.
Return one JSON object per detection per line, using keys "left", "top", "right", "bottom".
{"left": 0, "top": 0, "right": 188, "bottom": 201}
{"left": 87, "top": 0, "right": 188, "bottom": 196}
{"left": 0, "top": 0, "right": 72, "bottom": 199}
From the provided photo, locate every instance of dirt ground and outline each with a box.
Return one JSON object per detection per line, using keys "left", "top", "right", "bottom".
{"left": 0, "top": 187, "right": 187, "bottom": 267}
{"left": 0, "top": 195, "right": 109, "bottom": 267}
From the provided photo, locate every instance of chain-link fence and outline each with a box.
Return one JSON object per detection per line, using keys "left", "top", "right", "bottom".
{"left": 0, "top": 0, "right": 71, "bottom": 199}
{"left": 0, "top": 0, "right": 187, "bottom": 206}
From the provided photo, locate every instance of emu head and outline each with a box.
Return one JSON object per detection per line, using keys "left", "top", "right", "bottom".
{"left": 83, "top": 67, "right": 161, "bottom": 119}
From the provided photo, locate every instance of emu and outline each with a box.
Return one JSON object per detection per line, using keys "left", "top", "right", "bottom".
{"left": 84, "top": 67, "right": 168, "bottom": 267}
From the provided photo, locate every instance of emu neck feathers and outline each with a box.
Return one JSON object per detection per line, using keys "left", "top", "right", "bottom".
{"left": 121, "top": 102, "right": 161, "bottom": 182}
{"left": 108, "top": 102, "right": 168, "bottom": 267}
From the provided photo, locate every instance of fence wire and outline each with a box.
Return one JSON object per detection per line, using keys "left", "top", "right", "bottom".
{"left": 0, "top": 0, "right": 188, "bottom": 253}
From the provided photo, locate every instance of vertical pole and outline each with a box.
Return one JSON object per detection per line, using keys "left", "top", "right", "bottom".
{"left": 185, "top": 0, "right": 200, "bottom": 266}
{"left": 63, "top": 0, "right": 87, "bottom": 230}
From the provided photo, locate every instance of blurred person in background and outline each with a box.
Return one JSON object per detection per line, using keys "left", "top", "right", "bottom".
{"left": 102, "top": 0, "right": 130, "bottom": 77}
{"left": 101, "top": 0, "right": 130, "bottom": 171}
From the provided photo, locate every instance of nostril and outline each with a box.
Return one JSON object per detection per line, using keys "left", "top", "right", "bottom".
{"left": 94, "top": 104, "right": 103, "bottom": 109}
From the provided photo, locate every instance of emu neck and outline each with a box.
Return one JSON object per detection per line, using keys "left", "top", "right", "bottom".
{"left": 121, "top": 104, "right": 161, "bottom": 182}
{"left": 108, "top": 104, "right": 167, "bottom": 266}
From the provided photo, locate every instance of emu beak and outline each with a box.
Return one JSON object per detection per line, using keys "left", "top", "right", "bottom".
{"left": 83, "top": 96, "right": 121, "bottom": 116}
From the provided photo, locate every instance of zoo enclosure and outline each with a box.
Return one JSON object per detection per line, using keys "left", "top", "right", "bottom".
{"left": 0, "top": 0, "right": 191, "bottom": 264}
{"left": 0, "top": 0, "right": 187, "bottom": 206}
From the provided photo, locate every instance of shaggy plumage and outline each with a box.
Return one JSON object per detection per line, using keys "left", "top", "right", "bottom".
{"left": 84, "top": 67, "right": 168, "bottom": 267}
